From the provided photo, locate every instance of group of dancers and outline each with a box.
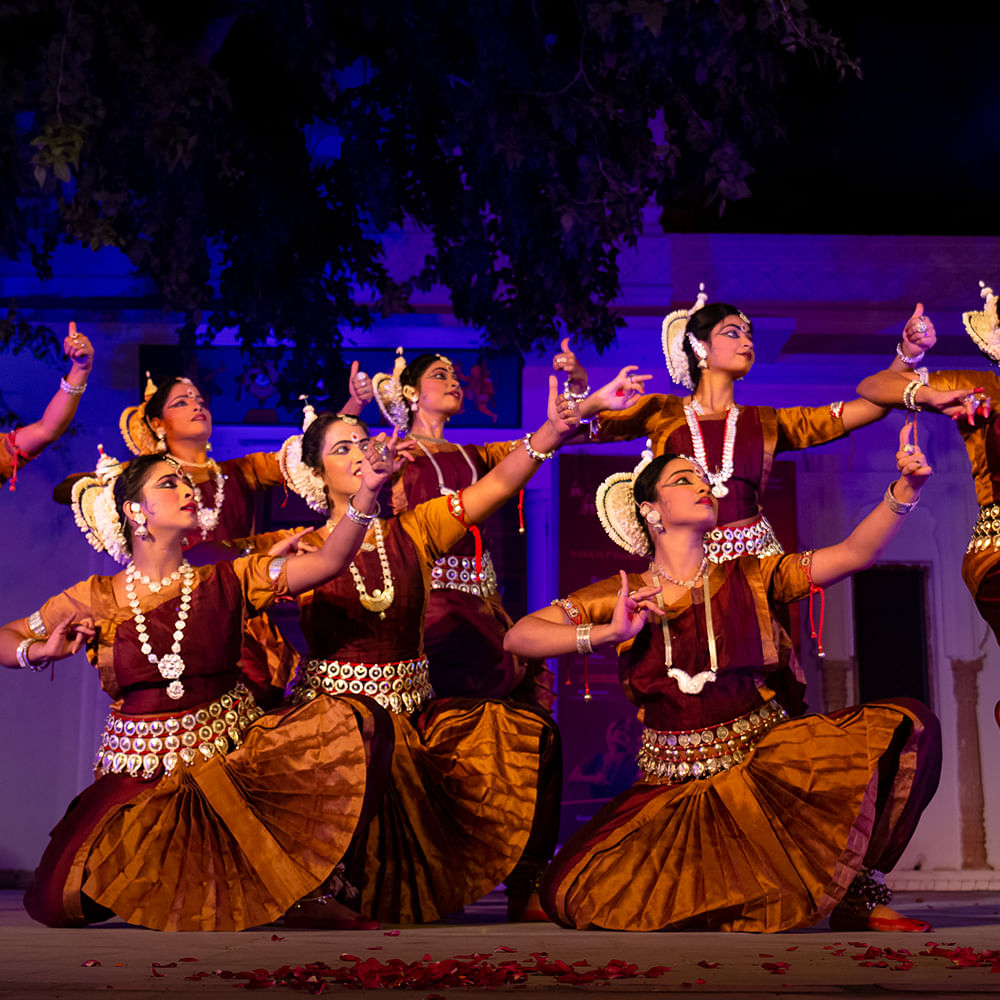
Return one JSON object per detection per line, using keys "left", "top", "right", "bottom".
{"left": 3, "top": 279, "right": 1000, "bottom": 934}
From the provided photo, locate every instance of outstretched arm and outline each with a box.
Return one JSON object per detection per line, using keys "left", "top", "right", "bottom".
{"left": 504, "top": 571, "right": 663, "bottom": 658}
{"left": 807, "top": 424, "right": 931, "bottom": 587}
{"left": 12, "top": 323, "right": 94, "bottom": 456}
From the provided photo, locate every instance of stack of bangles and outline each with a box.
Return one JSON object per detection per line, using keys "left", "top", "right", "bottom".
{"left": 576, "top": 623, "right": 594, "bottom": 655}
{"left": 59, "top": 377, "right": 87, "bottom": 396}
{"left": 15, "top": 637, "right": 51, "bottom": 671}
{"left": 883, "top": 480, "right": 919, "bottom": 515}
{"left": 522, "top": 434, "right": 555, "bottom": 462}
{"left": 344, "top": 496, "right": 380, "bottom": 526}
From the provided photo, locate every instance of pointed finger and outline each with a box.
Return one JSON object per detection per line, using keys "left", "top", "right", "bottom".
{"left": 350, "top": 359, "right": 359, "bottom": 378}
{"left": 560, "top": 337, "right": 571, "bottom": 354}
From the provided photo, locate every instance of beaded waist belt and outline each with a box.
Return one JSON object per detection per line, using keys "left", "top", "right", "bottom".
{"left": 291, "top": 657, "right": 434, "bottom": 714}
{"left": 704, "top": 513, "right": 783, "bottom": 563}
{"left": 967, "top": 503, "right": 1000, "bottom": 553}
{"left": 94, "top": 683, "right": 263, "bottom": 780}
{"left": 430, "top": 549, "right": 497, "bottom": 597}
{"left": 637, "top": 699, "right": 788, "bottom": 784}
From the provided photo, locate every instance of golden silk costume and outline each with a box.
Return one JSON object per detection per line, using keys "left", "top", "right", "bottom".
{"left": 256, "top": 494, "right": 559, "bottom": 923}
{"left": 19, "top": 556, "right": 375, "bottom": 932}
{"left": 541, "top": 556, "right": 941, "bottom": 932}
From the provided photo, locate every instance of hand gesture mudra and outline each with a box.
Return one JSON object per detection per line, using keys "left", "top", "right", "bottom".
{"left": 901, "top": 303, "right": 936, "bottom": 359}
{"left": 896, "top": 422, "right": 932, "bottom": 490}
{"left": 348, "top": 360, "right": 374, "bottom": 406}
{"left": 607, "top": 570, "right": 664, "bottom": 644}
{"left": 63, "top": 321, "right": 94, "bottom": 375}
{"left": 361, "top": 428, "right": 398, "bottom": 490}
{"left": 32, "top": 615, "right": 96, "bottom": 664}
{"left": 552, "top": 337, "right": 588, "bottom": 394}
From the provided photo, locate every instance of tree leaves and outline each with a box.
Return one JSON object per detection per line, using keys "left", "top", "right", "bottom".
{"left": 0, "top": 0, "right": 855, "bottom": 399}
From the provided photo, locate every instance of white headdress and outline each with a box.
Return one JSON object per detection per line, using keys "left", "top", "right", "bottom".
{"left": 595, "top": 442, "right": 657, "bottom": 557}
{"left": 962, "top": 281, "right": 1000, "bottom": 364}
{"left": 372, "top": 347, "right": 411, "bottom": 433}
{"left": 662, "top": 283, "right": 709, "bottom": 390}
{"left": 278, "top": 397, "right": 329, "bottom": 513}
{"left": 70, "top": 446, "right": 132, "bottom": 564}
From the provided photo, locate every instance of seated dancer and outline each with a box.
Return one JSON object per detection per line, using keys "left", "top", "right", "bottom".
{"left": 505, "top": 429, "right": 941, "bottom": 933}
{"left": 0, "top": 437, "right": 396, "bottom": 931}
{"left": 249, "top": 377, "right": 582, "bottom": 924}
{"left": 3, "top": 322, "right": 93, "bottom": 490}
{"left": 856, "top": 284, "right": 1000, "bottom": 649}
{"left": 556, "top": 289, "right": 935, "bottom": 559}
{"left": 344, "top": 350, "right": 551, "bottom": 706}
{"left": 59, "top": 374, "right": 295, "bottom": 704}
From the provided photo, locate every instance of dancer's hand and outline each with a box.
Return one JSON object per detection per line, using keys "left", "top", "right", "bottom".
{"left": 901, "top": 303, "right": 936, "bottom": 358}
{"left": 588, "top": 366, "right": 653, "bottom": 412}
{"left": 361, "top": 427, "right": 398, "bottom": 490}
{"left": 267, "top": 528, "right": 317, "bottom": 557}
{"left": 63, "top": 321, "right": 94, "bottom": 376}
{"left": 919, "top": 385, "right": 991, "bottom": 424}
{"left": 552, "top": 337, "right": 588, "bottom": 395}
{"left": 32, "top": 615, "right": 96, "bottom": 663}
{"left": 348, "top": 361, "right": 374, "bottom": 407}
{"left": 548, "top": 374, "right": 582, "bottom": 436}
{"left": 606, "top": 570, "right": 663, "bottom": 644}
{"left": 893, "top": 422, "right": 932, "bottom": 502}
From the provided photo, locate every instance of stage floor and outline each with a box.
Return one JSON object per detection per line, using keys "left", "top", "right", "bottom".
{"left": 1, "top": 889, "right": 998, "bottom": 998}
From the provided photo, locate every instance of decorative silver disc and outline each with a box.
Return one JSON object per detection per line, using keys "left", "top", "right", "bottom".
{"left": 166, "top": 680, "right": 185, "bottom": 701}
{"left": 157, "top": 652, "right": 186, "bottom": 679}
{"left": 711, "top": 484, "right": 729, "bottom": 498}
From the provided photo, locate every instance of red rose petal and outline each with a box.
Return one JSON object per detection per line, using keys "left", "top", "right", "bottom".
{"left": 179, "top": 957, "right": 198, "bottom": 962}
{"left": 82, "top": 960, "right": 101, "bottom": 968}
{"left": 697, "top": 960, "right": 720, "bottom": 968}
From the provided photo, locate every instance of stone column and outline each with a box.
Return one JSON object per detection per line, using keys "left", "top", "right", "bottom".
{"left": 819, "top": 657, "right": 852, "bottom": 714}
{"left": 951, "top": 657, "right": 992, "bottom": 870}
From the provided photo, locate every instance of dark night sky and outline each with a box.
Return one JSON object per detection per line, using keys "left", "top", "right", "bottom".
{"left": 663, "top": 4, "right": 1000, "bottom": 235}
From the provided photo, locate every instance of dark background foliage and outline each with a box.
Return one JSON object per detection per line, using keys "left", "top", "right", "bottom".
{"left": 3, "top": 1, "right": 992, "bottom": 404}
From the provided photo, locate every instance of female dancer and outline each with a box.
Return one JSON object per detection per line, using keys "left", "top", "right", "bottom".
{"left": 504, "top": 430, "right": 941, "bottom": 933}
{"left": 557, "top": 292, "right": 935, "bottom": 559}
{"left": 3, "top": 322, "right": 93, "bottom": 490}
{"left": 76, "top": 375, "right": 295, "bottom": 701}
{"left": 0, "top": 436, "right": 395, "bottom": 930}
{"left": 856, "top": 283, "right": 1000, "bottom": 646}
{"left": 344, "top": 350, "right": 551, "bottom": 706}
{"left": 255, "top": 377, "right": 580, "bottom": 923}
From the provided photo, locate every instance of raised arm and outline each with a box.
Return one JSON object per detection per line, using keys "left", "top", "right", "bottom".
{"left": 281, "top": 430, "right": 394, "bottom": 595}
{"left": 458, "top": 375, "right": 578, "bottom": 525}
{"left": 339, "top": 360, "right": 373, "bottom": 418}
{"left": 807, "top": 424, "right": 931, "bottom": 587}
{"left": 12, "top": 323, "right": 94, "bottom": 457}
{"left": 838, "top": 305, "right": 938, "bottom": 432}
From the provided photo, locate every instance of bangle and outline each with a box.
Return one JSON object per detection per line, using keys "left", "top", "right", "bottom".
{"left": 576, "top": 623, "right": 594, "bottom": 656}
{"left": 883, "top": 480, "right": 920, "bottom": 515}
{"left": 562, "top": 377, "right": 590, "bottom": 402}
{"left": 15, "top": 637, "right": 50, "bottom": 671}
{"left": 522, "top": 433, "right": 555, "bottom": 462}
{"left": 59, "top": 377, "right": 87, "bottom": 396}
{"left": 902, "top": 380, "right": 923, "bottom": 411}
{"left": 345, "top": 495, "right": 380, "bottom": 526}
{"left": 896, "top": 342, "right": 925, "bottom": 367}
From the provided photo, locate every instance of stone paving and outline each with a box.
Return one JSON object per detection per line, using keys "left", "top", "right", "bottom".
{"left": 1, "top": 889, "right": 998, "bottom": 998}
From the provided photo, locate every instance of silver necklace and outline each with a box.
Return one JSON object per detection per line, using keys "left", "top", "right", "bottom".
{"left": 652, "top": 564, "right": 719, "bottom": 695}
{"left": 126, "top": 559, "right": 195, "bottom": 701}
{"left": 683, "top": 401, "right": 739, "bottom": 499}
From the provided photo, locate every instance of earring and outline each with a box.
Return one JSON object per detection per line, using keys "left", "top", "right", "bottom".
{"left": 641, "top": 506, "right": 664, "bottom": 534}
{"left": 687, "top": 333, "right": 708, "bottom": 370}
{"left": 155, "top": 429, "right": 167, "bottom": 452}
{"left": 205, "top": 441, "right": 212, "bottom": 453}
{"left": 130, "top": 503, "right": 150, "bottom": 541}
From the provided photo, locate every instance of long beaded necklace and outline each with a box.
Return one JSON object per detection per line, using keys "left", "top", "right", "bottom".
{"left": 651, "top": 561, "right": 718, "bottom": 695}
{"left": 341, "top": 518, "right": 395, "bottom": 619}
{"left": 683, "top": 401, "right": 739, "bottom": 498}
{"left": 170, "top": 454, "right": 225, "bottom": 536}
{"left": 410, "top": 436, "right": 478, "bottom": 496}
{"left": 126, "top": 559, "right": 195, "bottom": 701}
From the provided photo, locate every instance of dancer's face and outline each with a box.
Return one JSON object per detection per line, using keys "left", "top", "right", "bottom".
{"left": 415, "top": 361, "right": 462, "bottom": 417}
{"left": 127, "top": 461, "right": 198, "bottom": 540}
{"left": 151, "top": 382, "right": 212, "bottom": 445}
{"left": 705, "top": 314, "right": 754, "bottom": 380}
{"left": 648, "top": 458, "right": 717, "bottom": 530}
{"left": 319, "top": 419, "right": 370, "bottom": 503}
